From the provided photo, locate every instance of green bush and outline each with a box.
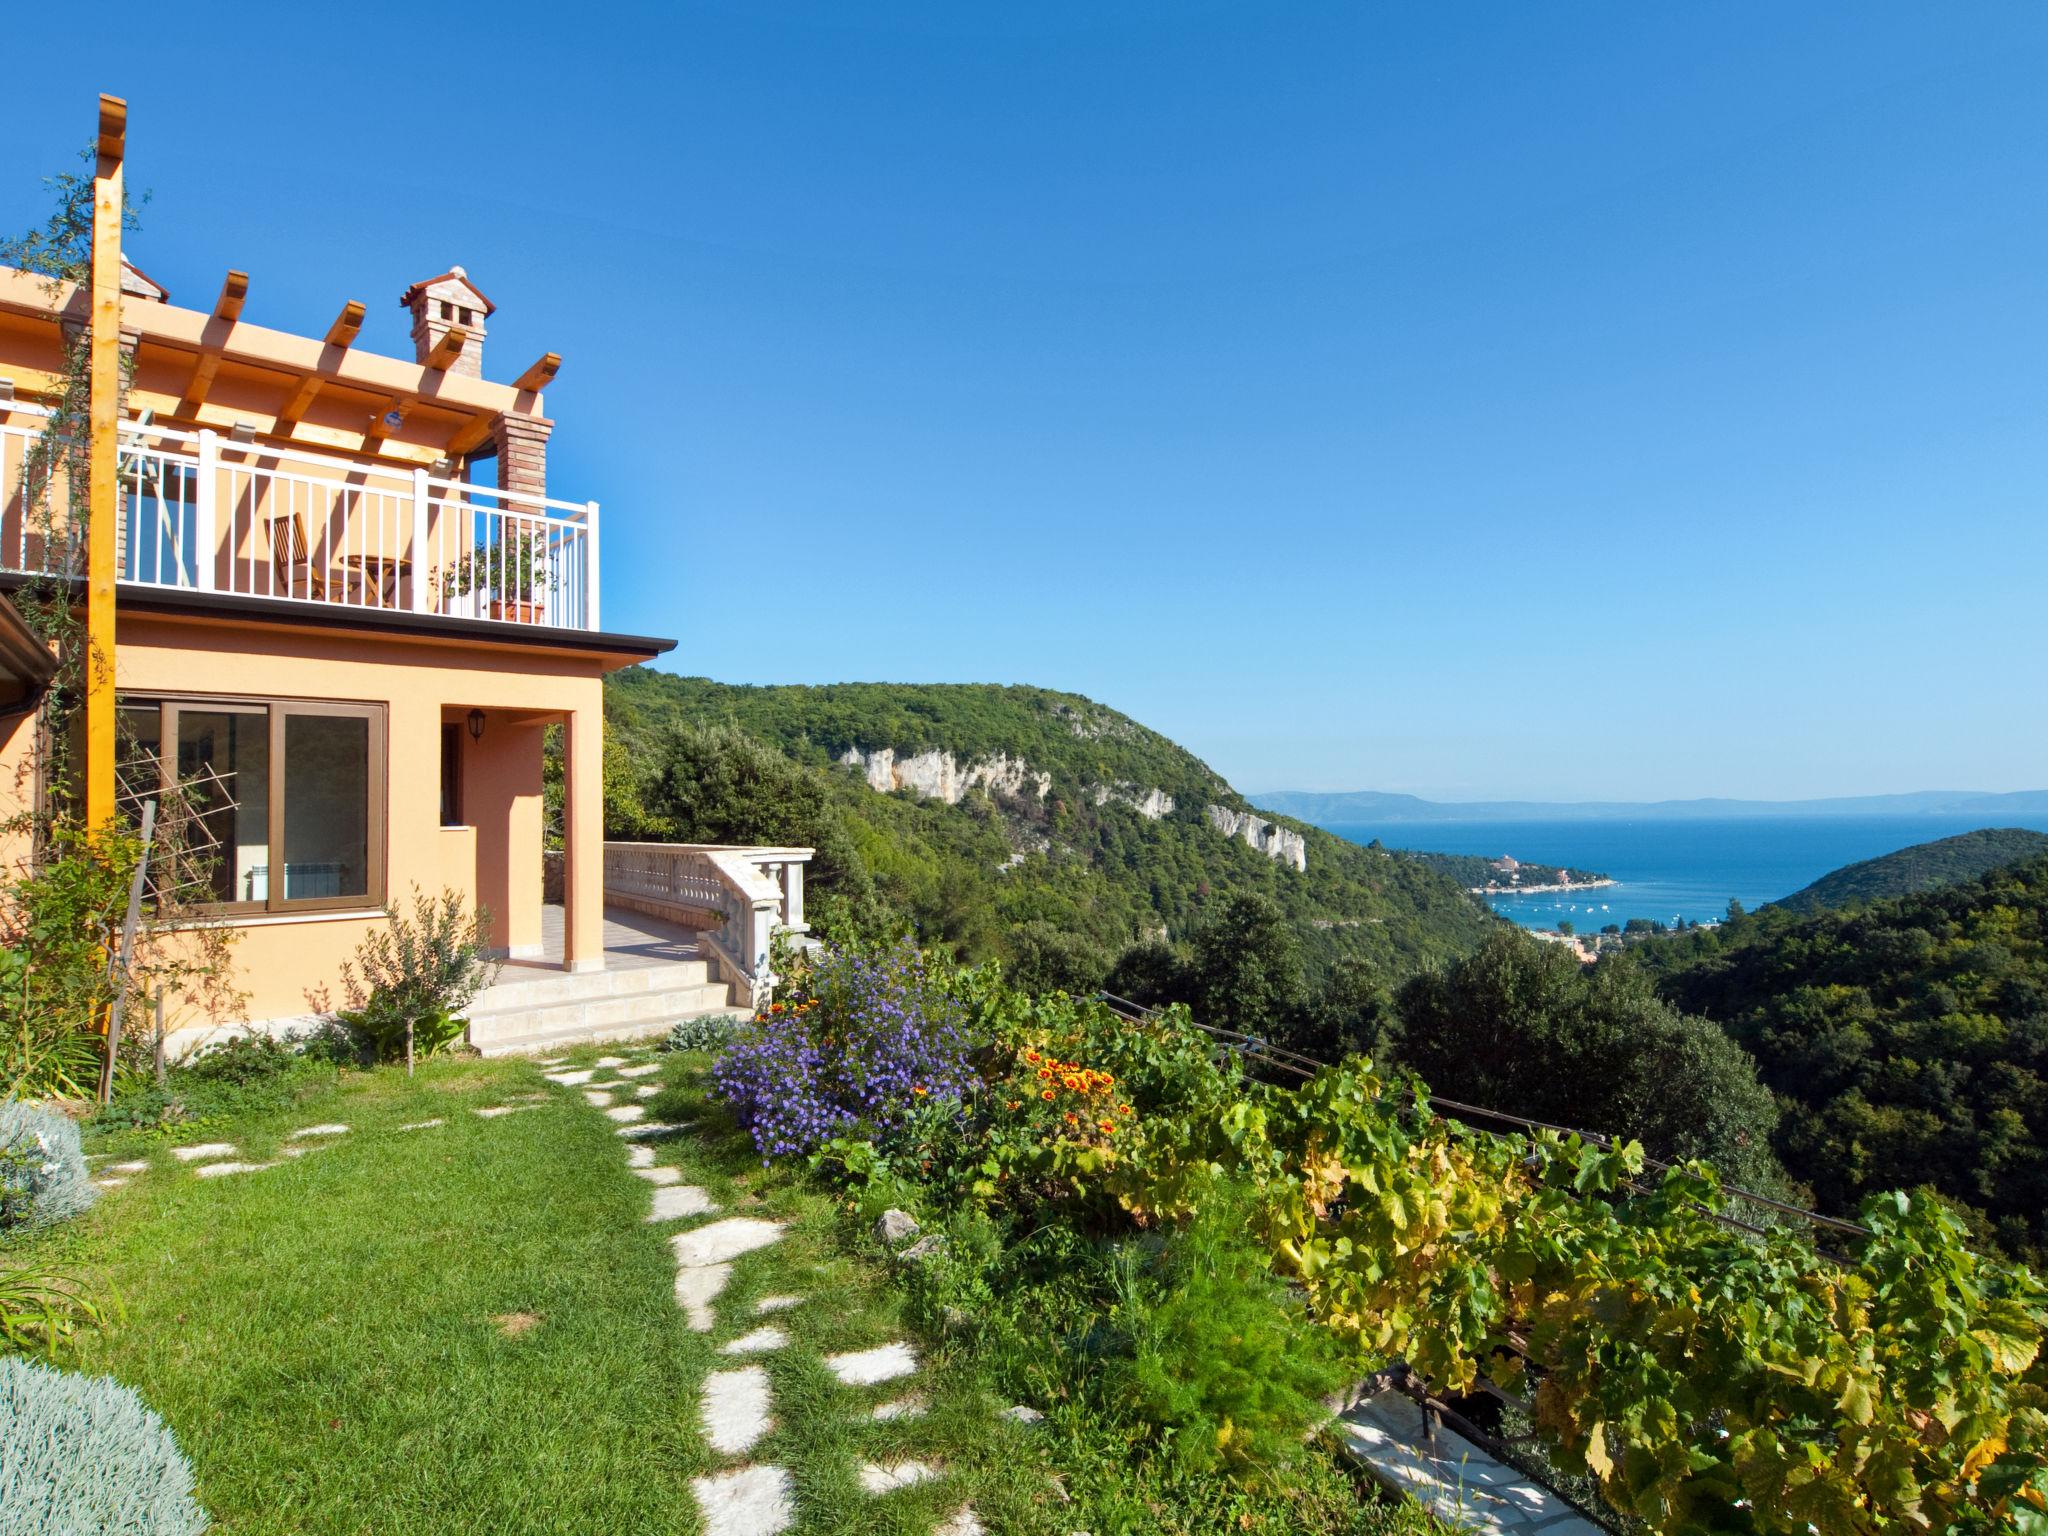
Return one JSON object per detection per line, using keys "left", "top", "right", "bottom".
{"left": 1101, "top": 1194, "right": 1350, "bottom": 1474}
{"left": 663, "top": 1012, "right": 745, "bottom": 1054}
{"left": 337, "top": 887, "right": 496, "bottom": 1063}
{"left": 178, "top": 1033, "right": 298, "bottom": 1087}
{"left": 0, "top": 1356, "right": 208, "bottom": 1535}
{"left": 0, "top": 1103, "right": 96, "bottom": 1233}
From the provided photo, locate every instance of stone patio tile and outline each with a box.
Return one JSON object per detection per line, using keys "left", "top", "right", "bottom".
{"left": 701, "top": 1365, "right": 774, "bottom": 1456}
{"left": 170, "top": 1142, "right": 237, "bottom": 1162}
{"left": 605, "top": 1104, "right": 646, "bottom": 1124}
{"left": 648, "top": 1185, "right": 719, "bottom": 1222}
{"left": 859, "top": 1461, "right": 940, "bottom": 1494}
{"left": 290, "top": 1123, "right": 349, "bottom": 1138}
{"left": 691, "top": 1464, "right": 793, "bottom": 1536}
{"left": 674, "top": 1263, "right": 733, "bottom": 1331}
{"left": 195, "top": 1160, "right": 274, "bottom": 1178}
{"left": 718, "top": 1326, "right": 788, "bottom": 1356}
{"left": 825, "top": 1342, "right": 918, "bottom": 1386}
{"left": 671, "top": 1218, "right": 783, "bottom": 1269}
{"left": 635, "top": 1166, "right": 683, "bottom": 1186}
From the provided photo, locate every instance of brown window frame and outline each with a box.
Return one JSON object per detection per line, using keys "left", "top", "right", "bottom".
{"left": 121, "top": 693, "right": 387, "bottom": 916}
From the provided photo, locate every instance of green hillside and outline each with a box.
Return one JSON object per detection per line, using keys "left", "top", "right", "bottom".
{"left": 1630, "top": 853, "right": 2048, "bottom": 1260}
{"left": 602, "top": 672, "right": 1497, "bottom": 991}
{"left": 1771, "top": 826, "right": 2048, "bottom": 913}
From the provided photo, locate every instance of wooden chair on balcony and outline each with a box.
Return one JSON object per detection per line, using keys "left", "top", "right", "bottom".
{"left": 265, "top": 512, "right": 332, "bottom": 601}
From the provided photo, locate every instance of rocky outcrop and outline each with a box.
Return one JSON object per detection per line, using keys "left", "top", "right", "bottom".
{"left": 1090, "top": 783, "right": 1175, "bottom": 820}
{"left": 838, "top": 747, "right": 1051, "bottom": 804}
{"left": 1205, "top": 805, "right": 1308, "bottom": 872}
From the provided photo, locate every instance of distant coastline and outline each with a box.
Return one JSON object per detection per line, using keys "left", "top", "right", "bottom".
{"left": 1256, "top": 787, "right": 2048, "bottom": 824}
{"left": 1473, "top": 878, "right": 1616, "bottom": 896}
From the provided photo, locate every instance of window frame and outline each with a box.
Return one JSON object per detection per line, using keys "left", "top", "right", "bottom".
{"left": 122, "top": 693, "right": 387, "bottom": 916}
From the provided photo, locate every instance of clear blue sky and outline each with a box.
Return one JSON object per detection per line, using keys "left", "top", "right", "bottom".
{"left": 8, "top": 3, "right": 2045, "bottom": 801}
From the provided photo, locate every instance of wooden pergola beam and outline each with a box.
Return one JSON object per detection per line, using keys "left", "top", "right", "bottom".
{"left": 177, "top": 269, "right": 249, "bottom": 414}
{"left": 213, "top": 269, "right": 248, "bottom": 323}
{"left": 323, "top": 299, "right": 365, "bottom": 349}
{"left": 424, "top": 325, "right": 468, "bottom": 373}
{"left": 272, "top": 300, "right": 363, "bottom": 431}
{"left": 512, "top": 352, "right": 560, "bottom": 393}
{"left": 86, "top": 91, "right": 127, "bottom": 832}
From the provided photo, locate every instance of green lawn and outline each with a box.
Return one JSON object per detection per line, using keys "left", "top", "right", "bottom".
{"left": 13, "top": 1047, "right": 1441, "bottom": 1536}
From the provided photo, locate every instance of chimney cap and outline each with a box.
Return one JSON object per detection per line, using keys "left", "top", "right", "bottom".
{"left": 398, "top": 267, "right": 495, "bottom": 317}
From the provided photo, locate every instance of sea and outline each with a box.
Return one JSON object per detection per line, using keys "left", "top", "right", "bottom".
{"left": 1317, "top": 815, "right": 2048, "bottom": 931}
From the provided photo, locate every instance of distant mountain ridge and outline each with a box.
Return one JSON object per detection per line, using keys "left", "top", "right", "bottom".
{"left": 1252, "top": 788, "right": 2048, "bottom": 824}
{"left": 1770, "top": 827, "right": 2048, "bottom": 913}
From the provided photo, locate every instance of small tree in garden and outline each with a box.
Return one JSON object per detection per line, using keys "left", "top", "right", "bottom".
{"left": 337, "top": 887, "right": 497, "bottom": 1068}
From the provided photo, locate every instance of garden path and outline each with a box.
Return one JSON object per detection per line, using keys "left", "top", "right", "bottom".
{"left": 548, "top": 1041, "right": 987, "bottom": 1536}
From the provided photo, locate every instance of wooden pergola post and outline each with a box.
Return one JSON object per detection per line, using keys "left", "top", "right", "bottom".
{"left": 85, "top": 93, "right": 126, "bottom": 830}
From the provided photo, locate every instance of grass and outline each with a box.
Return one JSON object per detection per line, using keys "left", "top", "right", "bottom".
{"left": 7, "top": 1045, "right": 1448, "bottom": 1535}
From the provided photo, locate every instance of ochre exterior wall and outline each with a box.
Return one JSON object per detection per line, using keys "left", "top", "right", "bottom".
{"left": 114, "top": 610, "right": 608, "bottom": 1044}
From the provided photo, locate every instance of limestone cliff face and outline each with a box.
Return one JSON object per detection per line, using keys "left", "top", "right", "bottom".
{"left": 838, "top": 747, "right": 1052, "bottom": 804}
{"left": 1205, "top": 805, "right": 1309, "bottom": 872}
{"left": 1090, "top": 783, "right": 1176, "bottom": 820}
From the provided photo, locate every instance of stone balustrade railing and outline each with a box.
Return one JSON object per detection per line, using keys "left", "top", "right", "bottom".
{"left": 602, "top": 842, "right": 812, "bottom": 1008}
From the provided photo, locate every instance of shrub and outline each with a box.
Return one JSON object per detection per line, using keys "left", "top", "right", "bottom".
{"left": 0, "top": 1103, "right": 95, "bottom": 1233}
{"left": 0, "top": 1356, "right": 208, "bottom": 1536}
{"left": 663, "top": 1012, "right": 744, "bottom": 1054}
{"left": 1100, "top": 1194, "right": 1350, "bottom": 1474}
{"left": 337, "top": 887, "right": 496, "bottom": 1063}
{"left": 178, "top": 1033, "right": 298, "bottom": 1087}
{"left": 711, "top": 939, "right": 975, "bottom": 1158}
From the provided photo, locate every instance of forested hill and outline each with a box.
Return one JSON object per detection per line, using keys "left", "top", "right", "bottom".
{"left": 1770, "top": 827, "right": 2048, "bottom": 913}
{"left": 1629, "top": 854, "right": 2048, "bottom": 1260}
{"left": 601, "top": 672, "right": 1498, "bottom": 993}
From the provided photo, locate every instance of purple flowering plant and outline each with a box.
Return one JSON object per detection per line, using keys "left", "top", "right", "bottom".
{"left": 710, "top": 937, "right": 979, "bottom": 1160}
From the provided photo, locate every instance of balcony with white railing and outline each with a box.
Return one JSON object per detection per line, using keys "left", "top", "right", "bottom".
{"left": 0, "top": 407, "right": 601, "bottom": 632}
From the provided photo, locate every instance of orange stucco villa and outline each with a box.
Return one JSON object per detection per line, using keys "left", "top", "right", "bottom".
{"left": 1, "top": 251, "right": 806, "bottom": 1056}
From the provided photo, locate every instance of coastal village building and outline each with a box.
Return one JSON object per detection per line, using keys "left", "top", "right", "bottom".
{"left": 0, "top": 234, "right": 806, "bottom": 1055}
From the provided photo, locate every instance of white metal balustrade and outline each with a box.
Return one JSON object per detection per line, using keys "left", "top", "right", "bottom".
{"left": 0, "top": 406, "right": 601, "bottom": 631}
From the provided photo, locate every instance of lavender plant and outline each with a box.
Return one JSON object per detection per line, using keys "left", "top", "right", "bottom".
{"left": 0, "top": 1357, "right": 209, "bottom": 1536}
{"left": 0, "top": 1103, "right": 96, "bottom": 1233}
{"left": 711, "top": 939, "right": 977, "bottom": 1159}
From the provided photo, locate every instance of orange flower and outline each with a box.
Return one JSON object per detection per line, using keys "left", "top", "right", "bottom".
{"left": 1099, "top": 1073, "right": 1115, "bottom": 1087}
{"left": 1118, "top": 1103, "right": 1134, "bottom": 1116}
{"left": 1041, "top": 1089, "right": 1056, "bottom": 1101}
{"left": 1062, "top": 1075, "right": 1081, "bottom": 1091}
{"left": 1099, "top": 1122, "right": 1115, "bottom": 1134}
{"left": 1005, "top": 1100, "right": 1020, "bottom": 1111}
{"left": 912, "top": 1085, "right": 929, "bottom": 1096}
{"left": 1024, "top": 1050, "right": 1041, "bottom": 1064}
{"left": 1064, "top": 1112, "right": 1078, "bottom": 1125}
{"left": 1037, "top": 1068, "right": 1053, "bottom": 1081}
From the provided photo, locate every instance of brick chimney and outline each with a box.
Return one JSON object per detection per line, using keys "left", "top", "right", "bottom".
{"left": 399, "top": 266, "right": 493, "bottom": 380}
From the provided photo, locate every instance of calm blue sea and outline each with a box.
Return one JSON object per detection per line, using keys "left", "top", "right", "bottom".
{"left": 1318, "top": 816, "right": 2048, "bottom": 930}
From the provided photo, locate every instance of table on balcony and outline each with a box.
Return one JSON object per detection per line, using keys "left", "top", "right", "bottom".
{"left": 339, "top": 553, "right": 413, "bottom": 606}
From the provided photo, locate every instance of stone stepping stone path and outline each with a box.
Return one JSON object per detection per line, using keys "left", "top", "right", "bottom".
{"left": 860, "top": 1460, "right": 941, "bottom": 1494}
{"left": 701, "top": 1366, "right": 775, "bottom": 1456}
{"left": 290, "top": 1123, "right": 350, "bottom": 1138}
{"left": 826, "top": 1342, "right": 919, "bottom": 1386}
{"left": 107, "top": 1160, "right": 150, "bottom": 1174}
{"left": 398, "top": 1118, "right": 443, "bottom": 1131}
{"left": 540, "top": 1050, "right": 970, "bottom": 1536}
{"left": 647, "top": 1184, "right": 718, "bottom": 1221}
{"left": 170, "top": 1142, "right": 238, "bottom": 1163}
{"left": 473, "top": 1104, "right": 538, "bottom": 1119}
{"left": 196, "top": 1160, "right": 274, "bottom": 1178}
{"left": 692, "top": 1466, "right": 793, "bottom": 1536}
{"left": 718, "top": 1326, "right": 788, "bottom": 1356}
{"left": 618, "top": 1120, "right": 689, "bottom": 1140}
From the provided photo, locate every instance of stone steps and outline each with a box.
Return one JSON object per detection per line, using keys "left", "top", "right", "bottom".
{"left": 475, "top": 958, "right": 716, "bottom": 1014}
{"left": 468, "top": 972, "right": 736, "bottom": 1057}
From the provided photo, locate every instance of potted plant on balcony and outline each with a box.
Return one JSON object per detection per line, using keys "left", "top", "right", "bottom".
{"left": 443, "top": 526, "right": 554, "bottom": 623}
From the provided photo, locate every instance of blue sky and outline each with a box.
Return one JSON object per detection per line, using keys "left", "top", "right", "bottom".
{"left": 7, "top": 3, "right": 2045, "bottom": 800}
